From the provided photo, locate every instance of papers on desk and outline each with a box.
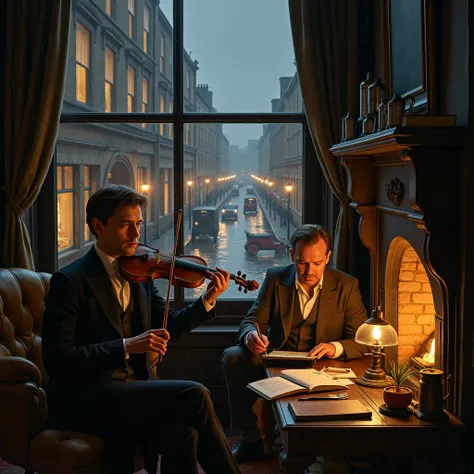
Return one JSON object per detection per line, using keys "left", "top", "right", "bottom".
{"left": 322, "top": 367, "right": 357, "bottom": 380}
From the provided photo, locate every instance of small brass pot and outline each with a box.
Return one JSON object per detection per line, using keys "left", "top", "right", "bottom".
{"left": 383, "top": 386, "right": 413, "bottom": 410}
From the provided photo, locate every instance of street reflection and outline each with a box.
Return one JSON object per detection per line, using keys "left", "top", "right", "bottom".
{"left": 184, "top": 192, "right": 291, "bottom": 300}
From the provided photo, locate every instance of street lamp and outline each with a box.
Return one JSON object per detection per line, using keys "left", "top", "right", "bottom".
{"left": 140, "top": 182, "right": 150, "bottom": 244}
{"left": 205, "top": 178, "right": 210, "bottom": 205}
{"left": 285, "top": 183, "right": 293, "bottom": 241}
{"left": 187, "top": 180, "right": 193, "bottom": 229}
{"left": 268, "top": 181, "right": 273, "bottom": 216}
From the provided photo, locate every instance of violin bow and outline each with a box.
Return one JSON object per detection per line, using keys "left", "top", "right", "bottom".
{"left": 158, "top": 208, "right": 182, "bottom": 364}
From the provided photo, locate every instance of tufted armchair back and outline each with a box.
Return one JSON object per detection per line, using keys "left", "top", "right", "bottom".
{"left": 0, "top": 268, "right": 51, "bottom": 386}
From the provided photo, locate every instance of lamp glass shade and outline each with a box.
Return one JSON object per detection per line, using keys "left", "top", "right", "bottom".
{"left": 285, "top": 183, "right": 293, "bottom": 193}
{"left": 355, "top": 322, "right": 398, "bottom": 347}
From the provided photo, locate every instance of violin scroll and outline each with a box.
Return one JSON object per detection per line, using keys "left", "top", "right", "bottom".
{"left": 235, "top": 270, "right": 259, "bottom": 294}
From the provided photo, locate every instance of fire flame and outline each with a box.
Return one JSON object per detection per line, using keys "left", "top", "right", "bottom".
{"left": 422, "top": 339, "right": 435, "bottom": 365}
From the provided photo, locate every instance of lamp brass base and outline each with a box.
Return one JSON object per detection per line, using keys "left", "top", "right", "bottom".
{"left": 355, "top": 374, "right": 391, "bottom": 388}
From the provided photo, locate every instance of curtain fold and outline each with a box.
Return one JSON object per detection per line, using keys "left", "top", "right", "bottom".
{"left": 289, "top": 0, "right": 359, "bottom": 273}
{"left": 4, "top": 0, "right": 71, "bottom": 269}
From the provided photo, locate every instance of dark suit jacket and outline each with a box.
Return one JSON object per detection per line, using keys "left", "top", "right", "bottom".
{"left": 42, "top": 247, "right": 212, "bottom": 430}
{"left": 238, "top": 265, "right": 367, "bottom": 360}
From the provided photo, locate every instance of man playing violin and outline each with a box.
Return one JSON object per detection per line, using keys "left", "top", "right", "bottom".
{"left": 222, "top": 224, "right": 367, "bottom": 463}
{"left": 42, "top": 185, "right": 240, "bottom": 474}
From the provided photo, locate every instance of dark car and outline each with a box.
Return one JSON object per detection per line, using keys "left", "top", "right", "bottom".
{"left": 221, "top": 203, "right": 238, "bottom": 221}
{"left": 243, "top": 197, "right": 258, "bottom": 214}
{"left": 231, "top": 185, "right": 240, "bottom": 197}
{"left": 191, "top": 206, "right": 218, "bottom": 243}
{"left": 246, "top": 186, "right": 255, "bottom": 195}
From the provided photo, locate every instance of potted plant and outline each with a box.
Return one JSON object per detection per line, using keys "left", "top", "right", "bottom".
{"left": 383, "top": 361, "right": 415, "bottom": 410}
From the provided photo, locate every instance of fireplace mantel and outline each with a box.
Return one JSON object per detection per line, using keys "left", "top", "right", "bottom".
{"left": 330, "top": 126, "right": 466, "bottom": 406}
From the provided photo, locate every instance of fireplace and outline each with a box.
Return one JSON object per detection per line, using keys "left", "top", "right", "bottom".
{"left": 330, "top": 126, "right": 466, "bottom": 408}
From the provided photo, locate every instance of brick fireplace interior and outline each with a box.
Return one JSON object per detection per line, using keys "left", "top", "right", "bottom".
{"left": 396, "top": 244, "right": 435, "bottom": 366}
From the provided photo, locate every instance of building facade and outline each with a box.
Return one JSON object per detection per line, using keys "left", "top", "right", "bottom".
{"left": 57, "top": 0, "right": 228, "bottom": 267}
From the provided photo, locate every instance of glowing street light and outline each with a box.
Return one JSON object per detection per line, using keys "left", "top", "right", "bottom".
{"left": 140, "top": 182, "right": 150, "bottom": 244}
{"left": 187, "top": 180, "right": 193, "bottom": 229}
{"left": 285, "top": 183, "right": 293, "bottom": 241}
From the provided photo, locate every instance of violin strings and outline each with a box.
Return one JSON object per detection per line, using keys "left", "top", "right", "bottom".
{"left": 158, "top": 252, "right": 238, "bottom": 280}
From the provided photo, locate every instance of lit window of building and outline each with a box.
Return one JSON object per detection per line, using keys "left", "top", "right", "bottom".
{"left": 127, "top": 65, "right": 135, "bottom": 112}
{"left": 75, "top": 24, "right": 89, "bottom": 104}
{"left": 128, "top": 0, "right": 135, "bottom": 39}
{"left": 104, "top": 48, "right": 114, "bottom": 112}
{"left": 143, "top": 5, "right": 150, "bottom": 54}
{"left": 57, "top": 165, "right": 74, "bottom": 251}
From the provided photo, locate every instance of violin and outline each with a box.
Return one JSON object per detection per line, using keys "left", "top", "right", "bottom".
{"left": 118, "top": 243, "right": 260, "bottom": 294}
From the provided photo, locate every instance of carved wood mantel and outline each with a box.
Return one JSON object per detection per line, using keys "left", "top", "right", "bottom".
{"left": 330, "top": 126, "right": 466, "bottom": 395}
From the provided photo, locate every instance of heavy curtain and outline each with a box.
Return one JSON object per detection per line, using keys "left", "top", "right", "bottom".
{"left": 4, "top": 0, "right": 71, "bottom": 269}
{"left": 289, "top": 0, "right": 359, "bottom": 273}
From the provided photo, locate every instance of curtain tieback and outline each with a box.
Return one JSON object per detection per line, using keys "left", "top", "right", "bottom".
{"left": 3, "top": 189, "right": 24, "bottom": 217}
{"left": 340, "top": 196, "right": 351, "bottom": 209}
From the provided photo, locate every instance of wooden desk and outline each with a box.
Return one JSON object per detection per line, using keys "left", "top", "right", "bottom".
{"left": 266, "top": 358, "right": 466, "bottom": 474}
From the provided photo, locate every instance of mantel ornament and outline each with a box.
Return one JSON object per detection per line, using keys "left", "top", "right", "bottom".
{"left": 385, "top": 178, "right": 404, "bottom": 207}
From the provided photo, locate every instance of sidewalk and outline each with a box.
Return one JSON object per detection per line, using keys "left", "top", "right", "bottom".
{"left": 148, "top": 189, "right": 232, "bottom": 252}
{"left": 256, "top": 189, "right": 297, "bottom": 244}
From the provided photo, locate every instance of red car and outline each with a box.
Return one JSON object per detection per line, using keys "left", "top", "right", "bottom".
{"left": 243, "top": 197, "right": 257, "bottom": 214}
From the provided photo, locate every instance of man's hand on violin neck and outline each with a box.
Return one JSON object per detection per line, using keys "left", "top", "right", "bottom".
{"left": 203, "top": 267, "right": 231, "bottom": 305}
{"left": 125, "top": 328, "right": 170, "bottom": 355}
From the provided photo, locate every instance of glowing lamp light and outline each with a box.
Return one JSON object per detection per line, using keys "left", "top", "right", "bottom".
{"left": 187, "top": 180, "right": 193, "bottom": 187}
{"left": 140, "top": 183, "right": 150, "bottom": 193}
{"left": 285, "top": 183, "right": 293, "bottom": 193}
{"left": 354, "top": 305, "right": 398, "bottom": 388}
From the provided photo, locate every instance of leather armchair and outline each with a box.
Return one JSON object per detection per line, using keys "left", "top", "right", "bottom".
{"left": 0, "top": 268, "right": 126, "bottom": 474}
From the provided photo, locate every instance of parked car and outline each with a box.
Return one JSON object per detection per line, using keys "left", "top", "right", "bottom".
{"left": 221, "top": 203, "right": 238, "bottom": 221}
{"left": 243, "top": 197, "right": 258, "bottom": 214}
{"left": 231, "top": 185, "right": 240, "bottom": 197}
{"left": 191, "top": 206, "right": 218, "bottom": 243}
{"left": 244, "top": 230, "right": 287, "bottom": 256}
{"left": 246, "top": 186, "right": 255, "bottom": 195}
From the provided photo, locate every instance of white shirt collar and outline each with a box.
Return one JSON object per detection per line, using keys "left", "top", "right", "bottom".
{"left": 295, "top": 271, "right": 324, "bottom": 296}
{"left": 95, "top": 244, "right": 120, "bottom": 277}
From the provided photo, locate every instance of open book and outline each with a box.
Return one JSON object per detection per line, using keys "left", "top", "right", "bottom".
{"left": 247, "top": 369, "right": 348, "bottom": 401}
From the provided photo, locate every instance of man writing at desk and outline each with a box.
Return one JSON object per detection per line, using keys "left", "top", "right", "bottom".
{"left": 222, "top": 224, "right": 367, "bottom": 463}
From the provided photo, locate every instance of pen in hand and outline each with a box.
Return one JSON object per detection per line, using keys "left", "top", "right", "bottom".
{"left": 254, "top": 323, "right": 268, "bottom": 356}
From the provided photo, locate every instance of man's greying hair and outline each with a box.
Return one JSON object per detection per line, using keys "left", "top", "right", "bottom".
{"left": 290, "top": 224, "right": 332, "bottom": 254}
{"left": 86, "top": 185, "right": 148, "bottom": 238}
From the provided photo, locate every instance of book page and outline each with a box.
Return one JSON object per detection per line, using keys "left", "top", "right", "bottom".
{"left": 262, "top": 350, "right": 314, "bottom": 360}
{"left": 247, "top": 376, "right": 308, "bottom": 400}
{"left": 280, "top": 369, "right": 347, "bottom": 392}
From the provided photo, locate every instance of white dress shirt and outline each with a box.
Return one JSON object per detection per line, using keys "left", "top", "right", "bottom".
{"left": 95, "top": 244, "right": 215, "bottom": 360}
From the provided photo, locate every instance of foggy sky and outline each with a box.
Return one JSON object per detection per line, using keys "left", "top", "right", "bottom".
{"left": 160, "top": 0, "right": 296, "bottom": 148}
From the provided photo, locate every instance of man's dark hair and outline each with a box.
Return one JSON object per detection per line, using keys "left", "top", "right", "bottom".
{"left": 290, "top": 224, "right": 332, "bottom": 254}
{"left": 86, "top": 185, "right": 148, "bottom": 238}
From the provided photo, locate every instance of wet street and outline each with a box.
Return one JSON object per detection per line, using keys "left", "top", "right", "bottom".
{"left": 155, "top": 190, "right": 292, "bottom": 300}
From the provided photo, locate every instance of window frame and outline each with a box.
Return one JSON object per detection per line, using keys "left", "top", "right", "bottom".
{"left": 57, "top": 0, "right": 314, "bottom": 315}
{"left": 128, "top": 0, "right": 136, "bottom": 40}
{"left": 57, "top": 165, "right": 76, "bottom": 253}
{"left": 104, "top": 47, "right": 115, "bottom": 112}
{"left": 75, "top": 23, "right": 90, "bottom": 104}
{"left": 143, "top": 4, "right": 151, "bottom": 54}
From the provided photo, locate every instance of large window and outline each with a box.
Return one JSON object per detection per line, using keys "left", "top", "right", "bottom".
{"left": 58, "top": 0, "right": 308, "bottom": 310}
{"left": 144, "top": 5, "right": 151, "bottom": 54}
{"left": 160, "top": 33, "right": 165, "bottom": 73}
{"left": 57, "top": 165, "right": 74, "bottom": 251}
{"left": 142, "top": 78, "right": 149, "bottom": 128}
{"left": 105, "top": 0, "right": 113, "bottom": 17}
{"left": 127, "top": 65, "right": 135, "bottom": 112}
{"left": 104, "top": 48, "right": 114, "bottom": 112}
{"left": 128, "top": 0, "right": 135, "bottom": 39}
{"left": 75, "top": 24, "right": 89, "bottom": 104}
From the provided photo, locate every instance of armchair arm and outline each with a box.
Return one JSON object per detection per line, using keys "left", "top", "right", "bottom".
{"left": 0, "top": 357, "right": 47, "bottom": 467}
{"left": 0, "top": 356, "right": 43, "bottom": 386}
